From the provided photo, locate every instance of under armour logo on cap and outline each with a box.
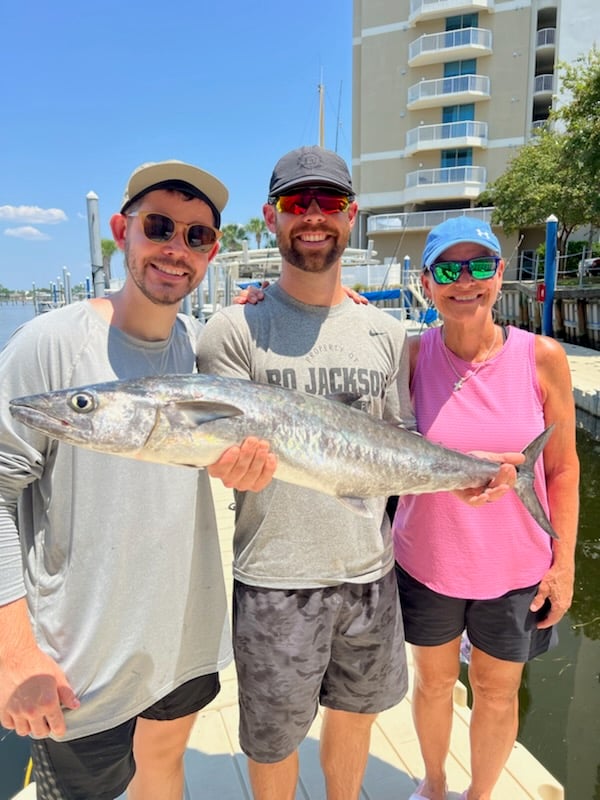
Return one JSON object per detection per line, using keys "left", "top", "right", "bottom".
{"left": 422, "top": 216, "right": 501, "bottom": 268}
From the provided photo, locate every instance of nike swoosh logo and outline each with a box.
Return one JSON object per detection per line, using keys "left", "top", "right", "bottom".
{"left": 369, "top": 330, "right": 388, "bottom": 336}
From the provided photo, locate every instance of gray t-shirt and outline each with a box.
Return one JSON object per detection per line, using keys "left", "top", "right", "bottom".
{"left": 0, "top": 301, "right": 232, "bottom": 740}
{"left": 197, "top": 284, "right": 414, "bottom": 589}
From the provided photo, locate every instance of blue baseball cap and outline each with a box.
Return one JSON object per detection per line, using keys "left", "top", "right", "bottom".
{"left": 422, "top": 217, "right": 501, "bottom": 268}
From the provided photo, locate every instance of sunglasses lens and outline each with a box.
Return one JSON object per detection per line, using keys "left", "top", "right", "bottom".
{"left": 187, "top": 225, "right": 218, "bottom": 251}
{"left": 470, "top": 258, "right": 498, "bottom": 279}
{"left": 276, "top": 193, "right": 350, "bottom": 215}
{"left": 431, "top": 257, "right": 499, "bottom": 284}
{"left": 143, "top": 213, "right": 175, "bottom": 242}
{"left": 431, "top": 262, "right": 462, "bottom": 284}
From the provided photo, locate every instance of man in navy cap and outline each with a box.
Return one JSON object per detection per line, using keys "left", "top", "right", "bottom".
{"left": 198, "top": 146, "right": 414, "bottom": 800}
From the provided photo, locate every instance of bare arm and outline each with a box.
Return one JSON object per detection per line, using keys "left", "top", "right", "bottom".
{"left": 529, "top": 336, "right": 580, "bottom": 627}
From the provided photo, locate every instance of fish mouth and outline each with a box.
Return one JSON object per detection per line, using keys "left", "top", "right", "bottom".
{"left": 9, "top": 400, "right": 84, "bottom": 439}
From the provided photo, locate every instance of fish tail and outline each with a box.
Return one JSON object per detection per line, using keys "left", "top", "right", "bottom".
{"left": 513, "top": 425, "right": 558, "bottom": 539}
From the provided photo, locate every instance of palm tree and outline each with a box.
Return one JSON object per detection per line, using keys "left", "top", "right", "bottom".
{"left": 245, "top": 217, "right": 267, "bottom": 249}
{"left": 220, "top": 223, "right": 247, "bottom": 252}
{"left": 101, "top": 238, "right": 118, "bottom": 284}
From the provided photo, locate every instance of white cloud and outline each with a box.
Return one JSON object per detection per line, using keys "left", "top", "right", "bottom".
{"left": 0, "top": 205, "right": 68, "bottom": 224}
{"left": 4, "top": 226, "right": 51, "bottom": 241}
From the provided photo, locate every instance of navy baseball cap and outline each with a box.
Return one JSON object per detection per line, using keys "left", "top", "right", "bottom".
{"left": 268, "top": 146, "right": 354, "bottom": 199}
{"left": 423, "top": 217, "right": 501, "bottom": 268}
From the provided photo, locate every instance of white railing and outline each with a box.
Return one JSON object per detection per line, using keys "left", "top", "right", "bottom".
{"left": 408, "top": 74, "right": 490, "bottom": 105}
{"left": 405, "top": 164, "right": 486, "bottom": 188}
{"left": 536, "top": 28, "right": 556, "bottom": 48}
{"left": 410, "top": 0, "right": 493, "bottom": 18}
{"left": 367, "top": 207, "right": 495, "bottom": 234}
{"left": 409, "top": 27, "right": 492, "bottom": 62}
{"left": 406, "top": 120, "right": 488, "bottom": 150}
{"left": 534, "top": 74, "right": 554, "bottom": 93}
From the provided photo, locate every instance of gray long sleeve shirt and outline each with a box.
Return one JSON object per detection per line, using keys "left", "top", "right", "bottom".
{"left": 0, "top": 301, "right": 231, "bottom": 740}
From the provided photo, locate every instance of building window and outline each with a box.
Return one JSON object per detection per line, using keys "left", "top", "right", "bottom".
{"left": 446, "top": 13, "right": 479, "bottom": 30}
{"left": 444, "top": 60, "right": 476, "bottom": 94}
{"left": 443, "top": 104, "right": 475, "bottom": 123}
{"left": 445, "top": 14, "right": 478, "bottom": 47}
{"left": 441, "top": 148, "right": 473, "bottom": 168}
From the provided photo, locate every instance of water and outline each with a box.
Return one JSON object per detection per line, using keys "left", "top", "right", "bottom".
{"left": 0, "top": 303, "right": 598, "bottom": 799}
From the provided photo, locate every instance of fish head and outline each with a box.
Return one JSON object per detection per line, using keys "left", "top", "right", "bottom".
{"left": 9, "top": 381, "right": 159, "bottom": 456}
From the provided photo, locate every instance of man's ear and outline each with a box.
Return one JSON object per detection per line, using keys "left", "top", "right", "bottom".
{"left": 263, "top": 203, "right": 277, "bottom": 233}
{"left": 348, "top": 200, "right": 358, "bottom": 229}
{"left": 110, "top": 214, "right": 127, "bottom": 251}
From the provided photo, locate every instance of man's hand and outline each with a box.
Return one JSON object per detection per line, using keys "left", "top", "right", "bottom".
{"left": 208, "top": 437, "right": 277, "bottom": 491}
{"left": 234, "top": 282, "right": 269, "bottom": 305}
{"left": 0, "top": 645, "right": 79, "bottom": 738}
{"left": 454, "top": 451, "right": 524, "bottom": 507}
{"left": 342, "top": 286, "right": 369, "bottom": 305}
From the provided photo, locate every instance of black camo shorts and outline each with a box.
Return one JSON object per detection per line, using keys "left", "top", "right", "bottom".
{"left": 233, "top": 569, "right": 408, "bottom": 762}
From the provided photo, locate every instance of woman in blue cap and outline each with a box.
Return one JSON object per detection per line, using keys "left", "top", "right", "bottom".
{"left": 395, "top": 216, "right": 579, "bottom": 800}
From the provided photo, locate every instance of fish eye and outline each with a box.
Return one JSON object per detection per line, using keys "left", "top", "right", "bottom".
{"left": 69, "top": 391, "right": 97, "bottom": 413}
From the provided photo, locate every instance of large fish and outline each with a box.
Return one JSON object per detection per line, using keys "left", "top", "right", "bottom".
{"left": 9, "top": 373, "right": 557, "bottom": 538}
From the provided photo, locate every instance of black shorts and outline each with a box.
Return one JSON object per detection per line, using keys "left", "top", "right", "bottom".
{"left": 30, "top": 673, "right": 220, "bottom": 800}
{"left": 395, "top": 563, "right": 558, "bottom": 663}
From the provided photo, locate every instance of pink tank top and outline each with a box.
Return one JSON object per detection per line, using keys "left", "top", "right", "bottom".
{"left": 392, "top": 325, "right": 552, "bottom": 599}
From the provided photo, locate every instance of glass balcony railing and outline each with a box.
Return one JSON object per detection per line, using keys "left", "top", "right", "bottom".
{"left": 367, "top": 206, "right": 495, "bottom": 234}
{"left": 408, "top": 74, "right": 490, "bottom": 107}
{"left": 409, "top": 27, "right": 492, "bottom": 65}
{"left": 536, "top": 28, "right": 556, "bottom": 48}
{"left": 534, "top": 74, "right": 554, "bottom": 94}
{"left": 406, "top": 120, "right": 488, "bottom": 152}
{"left": 409, "top": 0, "right": 493, "bottom": 23}
{"left": 405, "top": 164, "right": 487, "bottom": 189}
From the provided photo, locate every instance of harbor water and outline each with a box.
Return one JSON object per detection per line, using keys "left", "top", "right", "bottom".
{"left": 0, "top": 301, "right": 598, "bottom": 800}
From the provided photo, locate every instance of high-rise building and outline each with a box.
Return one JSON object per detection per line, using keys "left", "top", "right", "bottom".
{"left": 352, "top": 0, "right": 598, "bottom": 272}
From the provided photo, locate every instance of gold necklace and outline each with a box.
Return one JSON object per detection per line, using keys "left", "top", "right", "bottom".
{"left": 441, "top": 326, "right": 499, "bottom": 391}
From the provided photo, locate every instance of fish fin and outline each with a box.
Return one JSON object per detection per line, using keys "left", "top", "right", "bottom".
{"left": 325, "top": 393, "right": 365, "bottom": 409}
{"left": 337, "top": 496, "right": 374, "bottom": 517}
{"left": 514, "top": 425, "right": 559, "bottom": 539}
{"left": 176, "top": 401, "right": 244, "bottom": 424}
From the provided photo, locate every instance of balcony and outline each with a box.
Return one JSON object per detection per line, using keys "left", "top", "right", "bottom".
{"left": 409, "top": 27, "right": 492, "bottom": 67}
{"left": 536, "top": 27, "right": 556, "bottom": 50}
{"left": 404, "top": 165, "right": 487, "bottom": 203}
{"left": 406, "top": 120, "right": 488, "bottom": 154}
{"left": 533, "top": 73, "right": 554, "bottom": 101}
{"left": 409, "top": 0, "right": 494, "bottom": 25}
{"left": 408, "top": 74, "right": 490, "bottom": 110}
{"left": 367, "top": 206, "right": 494, "bottom": 235}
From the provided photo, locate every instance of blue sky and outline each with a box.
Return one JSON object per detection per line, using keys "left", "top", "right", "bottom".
{"left": 0, "top": 2, "right": 353, "bottom": 291}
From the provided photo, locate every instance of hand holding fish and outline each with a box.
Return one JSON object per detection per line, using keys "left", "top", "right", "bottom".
{"left": 208, "top": 436, "right": 277, "bottom": 491}
{"left": 457, "top": 450, "right": 525, "bottom": 507}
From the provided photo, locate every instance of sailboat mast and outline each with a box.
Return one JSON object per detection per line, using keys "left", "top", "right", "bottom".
{"left": 318, "top": 77, "right": 325, "bottom": 148}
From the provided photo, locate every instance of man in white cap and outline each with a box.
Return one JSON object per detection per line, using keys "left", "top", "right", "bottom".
{"left": 0, "top": 160, "right": 275, "bottom": 800}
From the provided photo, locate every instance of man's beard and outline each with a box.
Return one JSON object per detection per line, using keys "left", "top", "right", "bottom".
{"left": 124, "top": 245, "right": 196, "bottom": 306}
{"left": 277, "top": 229, "right": 347, "bottom": 274}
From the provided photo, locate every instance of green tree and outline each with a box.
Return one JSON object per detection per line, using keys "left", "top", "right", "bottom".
{"left": 479, "top": 129, "right": 598, "bottom": 254}
{"left": 245, "top": 217, "right": 267, "bottom": 249}
{"left": 220, "top": 223, "right": 247, "bottom": 252}
{"left": 554, "top": 48, "right": 600, "bottom": 217}
{"left": 101, "top": 238, "right": 118, "bottom": 283}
